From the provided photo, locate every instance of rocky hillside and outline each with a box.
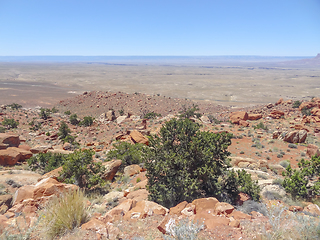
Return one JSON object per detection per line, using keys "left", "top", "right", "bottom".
{"left": 0, "top": 93, "right": 319, "bottom": 239}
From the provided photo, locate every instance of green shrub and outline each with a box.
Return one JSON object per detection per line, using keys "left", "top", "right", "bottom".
{"left": 27, "top": 152, "right": 67, "bottom": 174}
{"left": 7, "top": 103, "right": 22, "bottom": 110}
{"left": 39, "top": 108, "right": 51, "bottom": 120}
{"left": 2, "top": 118, "right": 19, "bottom": 129}
{"left": 144, "top": 111, "right": 162, "bottom": 119}
{"left": 144, "top": 118, "right": 259, "bottom": 208}
{"left": 301, "top": 107, "right": 312, "bottom": 116}
{"left": 288, "top": 143, "right": 297, "bottom": 149}
{"left": 207, "top": 115, "right": 221, "bottom": 124}
{"left": 41, "top": 189, "right": 90, "bottom": 239}
{"left": 118, "top": 108, "right": 125, "bottom": 116}
{"left": 58, "top": 150, "right": 106, "bottom": 189}
{"left": 282, "top": 155, "right": 320, "bottom": 199}
{"left": 64, "top": 110, "right": 71, "bottom": 115}
{"left": 0, "top": 126, "right": 6, "bottom": 133}
{"left": 58, "top": 121, "right": 71, "bottom": 140}
{"left": 69, "top": 114, "right": 79, "bottom": 125}
{"left": 106, "top": 141, "right": 146, "bottom": 169}
{"left": 254, "top": 122, "right": 268, "bottom": 130}
{"left": 292, "top": 100, "right": 302, "bottom": 108}
{"left": 179, "top": 104, "right": 201, "bottom": 119}
{"left": 279, "top": 160, "right": 290, "bottom": 169}
{"left": 79, "top": 116, "right": 93, "bottom": 127}
{"left": 51, "top": 107, "right": 59, "bottom": 113}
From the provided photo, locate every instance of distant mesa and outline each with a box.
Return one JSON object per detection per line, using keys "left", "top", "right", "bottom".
{"left": 281, "top": 53, "right": 320, "bottom": 66}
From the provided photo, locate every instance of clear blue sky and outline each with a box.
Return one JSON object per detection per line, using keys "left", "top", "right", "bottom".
{"left": 0, "top": 0, "right": 319, "bottom": 56}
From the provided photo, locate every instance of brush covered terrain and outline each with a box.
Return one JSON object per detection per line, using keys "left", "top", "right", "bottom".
{"left": 0, "top": 91, "right": 319, "bottom": 239}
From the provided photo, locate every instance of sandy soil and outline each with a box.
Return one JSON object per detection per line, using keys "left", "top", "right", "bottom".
{"left": 0, "top": 62, "right": 319, "bottom": 108}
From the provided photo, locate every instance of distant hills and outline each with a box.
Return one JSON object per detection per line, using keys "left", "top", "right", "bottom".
{"left": 278, "top": 53, "right": 320, "bottom": 67}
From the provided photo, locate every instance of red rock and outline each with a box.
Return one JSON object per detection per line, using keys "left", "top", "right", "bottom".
{"left": 230, "top": 112, "right": 248, "bottom": 124}
{"left": 303, "top": 204, "right": 320, "bottom": 216}
{"left": 0, "top": 133, "right": 20, "bottom": 147}
{"left": 124, "top": 164, "right": 141, "bottom": 176}
{"left": 269, "top": 110, "right": 285, "bottom": 119}
{"left": 275, "top": 98, "right": 283, "bottom": 105}
{"left": 307, "top": 144, "right": 320, "bottom": 158}
{"left": 102, "top": 160, "right": 122, "bottom": 181}
{"left": 124, "top": 200, "right": 168, "bottom": 220}
{"left": 229, "top": 218, "right": 240, "bottom": 228}
{"left": 236, "top": 192, "right": 252, "bottom": 206}
{"left": 192, "top": 197, "right": 219, "bottom": 214}
{"left": 283, "top": 130, "right": 307, "bottom": 143}
{"left": 0, "top": 148, "right": 21, "bottom": 166}
{"left": 299, "top": 101, "right": 316, "bottom": 111}
{"left": 38, "top": 166, "right": 63, "bottom": 182}
{"left": 228, "top": 210, "right": 252, "bottom": 220}
{"left": 194, "top": 210, "right": 230, "bottom": 229}
{"left": 169, "top": 201, "right": 188, "bottom": 215}
{"left": 126, "top": 189, "right": 149, "bottom": 202}
{"left": 81, "top": 218, "right": 108, "bottom": 237}
{"left": 239, "top": 120, "right": 249, "bottom": 127}
{"left": 130, "top": 130, "right": 149, "bottom": 145}
{"left": 248, "top": 114, "right": 262, "bottom": 120}
{"left": 214, "top": 202, "right": 234, "bottom": 215}
{"left": 7, "top": 147, "right": 32, "bottom": 161}
{"left": 289, "top": 206, "right": 303, "bottom": 212}
{"left": 12, "top": 185, "right": 36, "bottom": 205}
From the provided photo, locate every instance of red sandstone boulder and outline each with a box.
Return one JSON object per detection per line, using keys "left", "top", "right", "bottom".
{"left": 283, "top": 130, "right": 307, "bottom": 143}
{"left": 124, "top": 200, "right": 168, "bottom": 220}
{"left": 248, "top": 114, "right": 262, "bottom": 120}
{"left": 303, "top": 204, "right": 320, "bottom": 216}
{"left": 275, "top": 98, "right": 283, "bottom": 105}
{"left": 0, "top": 133, "right": 20, "bottom": 147}
{"left": 130, "top": 130, "right": 149, "bottom": 145}
{"left": 124, "top": 164, "right": 141, "bottom": 176}
{"left": 269, "top": 110, "right": 285, "bottom": 119}
{"left": 299, "top": 101, "right": 316, "bottom": 111}
{"left": 102, "top": 160, "right": 122, "bottom": 181}
{"left": 230, "top": 112, "right": 248, "bottom": 124}
{"left": 169, "top": 201, "right": 188, "bottom": 215}
{"left": 0, "top": 148, "right": 21, "bottom": 166}
{"left": 307, "top": 144, "right": 320, "bottom": 158}
{"left": 192, "top": 197, "right": 219, "bottom": 213}
{"left": 214, "top": 202, "right": 234, "bottom": 215}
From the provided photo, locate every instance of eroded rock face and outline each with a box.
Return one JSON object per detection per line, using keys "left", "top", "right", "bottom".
{"left": 307, "top": 144, "right": 320, "bottom": 158}
{"left": 0, "top": 133, "right": 20, "bottom": 148}
{"left": 230, "top": 112, "right": 248, "bottom": 124}
{"left": 0, "top": 148, "right": 21, "bottom": 166}
{"left": 248, "top": 114, "right": 262, "bottom": 120}
{"left": 124, "top": 200, "right": 169, "bottom": 220}
{"left": 269, "top": 110, "right": 285, "bottom": 119}
{"left": 283, "top": 130, "right": 307, "bottom": 143}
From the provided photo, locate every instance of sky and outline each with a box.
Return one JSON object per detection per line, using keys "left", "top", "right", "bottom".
{"left": 0, "top": 0, "right": 319, "bottom": 56}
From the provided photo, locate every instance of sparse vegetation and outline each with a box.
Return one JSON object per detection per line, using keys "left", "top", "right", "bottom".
{"left": 69, "top": 114, "right": 79, "bottom": 125}
{"left": 39, "top": 108, "right": 51, "bottom": 120}
{"left": 144, "top": 111, "right": 161, "bottom": 119}
{"left": 293, "top": 100, "right": 302, "bottom": 108}
{"left": 2, "top": 118, "right": 19, "bottom": 129}
{"left": 7, "top": 103, "right": 22, "bottom": 110}
{"left": 179, "top": 104, "right": 201, "bottom": 119}
{"left": 79, "top": 116, "right": 93, "bottom": 127}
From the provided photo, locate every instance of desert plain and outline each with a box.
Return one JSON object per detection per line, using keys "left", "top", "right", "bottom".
{"left": 0, "top": 56, "right": 319, "bottom": 108}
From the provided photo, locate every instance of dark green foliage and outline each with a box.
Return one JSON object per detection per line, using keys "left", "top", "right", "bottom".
{"left": 288, "top": 143, "right": 298, "bottom": 149}
{"left": 29, "top": 119, "right": 41, "bottom": 131}
{"left": 39, "top": 108, "right": 51, "bottom": 120}
{"left": 69, "top": 114, "right": 79, "bottom": 125}
{"left": 207, "top": 115, "right": 221, "bottom": 124}
{"left": 2, "top": 118, "right": 19, "bottom": 129}
{"left": 106, "top": 141, "right": 146, "bottom": 169}
{"left": 58, "top": 121, "right": 71, "bottom": 140}
{"left": 0, "top": 127, "right": 5, "bottom": 133}
{"left": 79, "top": 116, "right": 93, "bottom": 127}
{"left": 145, "top": 118, "right": 233, "bottom": 208}
{"left": 254, "top": 122, "right": 268, "bottom": 130}
{"left": 179, "top": 104, "right": 201, "bottom": 119}
{"left": 7, "top": 103, "right": 22, "bottom": 110}
{"left": 64, "top": 110, "right": 71, "bottom": 115}
{"left": 144, "top": 112, "right": 162, "bottom": 119}
{"left": 58, "top": 150, "right": 106, "bottom": 189}
{"left": 301, "top": 107, "right": 312, "bottom": 116}
{"left": 51, "top": 107, "right": 59, "bottom": 113}
{"left": 282, "top": 155, "right": 320, "bottom": 199}
{"left": 292, "top": 100, "right": 302, "bottom": 108}
{"left": 27, "top": 152, "right": 66, "bottom": 174}
{"left": 118, "top": 108, "right": 125, "bottom": 116}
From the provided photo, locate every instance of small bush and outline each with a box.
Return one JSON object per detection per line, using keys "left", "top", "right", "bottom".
{"left": 79, "top": 116, "right": 93, "bottom": 127}
{"left": 301, "top": 107, "right": 312, "bottom": 116}
{"left": 0, "top": 126, "right": 6, "bottom": 133}
{"left": 144, "top": 111, "right": 161, "bottom": 119}
{"left": 7, "top": 103, "right": 22, "bottom": 110}
{"left": 27, "top": 152, "right": 66, "bottom": 174}
{"left": 179, "top": 104, "right": 201, "bottom": 119}
{"left": 69, "top": 114, "right": 79, "bottom": 125}
{"left": 237, "top": 200, "right": 267, "bottom": 216}
{"left": 207, "top": 115, "right": 221, "bottom": 124}
{"left": 41, "top": 189, "right": 90, "bottom": 239}
{"left": 288, "top": 143, "right": 297, "bottom": 149}
{"left": 279, "top": 160, "right": 290, "bottom": 169}
{"left": 292, "top": 100, "right": 302, "bottom": 108}
{"left": 64, "top": 110, "right": 71, "bottom": 115}
{"left": 2, "top": 118, "right": 19, "bottom": 129}
{"left": 39, "top": 108, "right": 51, "bottom": 120}
{"left": 254, "top": 122, "right": 268, "bottom": 130}
{"left": 58, "top": 121, "right": 71, "bottom": 140}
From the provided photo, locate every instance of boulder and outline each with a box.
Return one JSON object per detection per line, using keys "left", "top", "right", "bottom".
{"left": 230, "top": 112, "right": 248, "bottom": 124}
{"left": 38, "top": 166, "right": 63, "bottom": 182}
{"left": 311, "top": 108, "right": 320, "bottom": 117}
{"left": 30, "top": 145, "right": 52, "bottom": 154}
{"left": 130, "top": 130, "right": 148, "bottom": 145}
{"left": 124, "top": 200, "right": 168, "bottom": 220}
{"left": 248, "top": 114, "right": 262, "bottom": 120}
{"left": 81, "top": 218, "right": 108, "bottom": 237}
{"left": 307, "top": 144, "right": 320, "bottom": 158}
{"left": 106, "top": 110, "right": 116, "bottom": 121}
{"left": 124, "top": 164, "right": 141, "bottom": 176}
{"left": 0, "top": 195, "right": 13, "bottom": 214}
{"left": 299, "top": 102, "right": 316, "bottom": 111}
{"left": 236, "top": 193, "right": 251, "bottom": 206}
{"left": 102, "top": 160, "right": 122, "bottom": 181}
{"left": 126, "top": 189, "right": 148, "bottom": 202}
{"left": 214, "top": 202, "right": 234, "bottom": 215}
{"left": 8, "top": 147, "right": 32, "bottom": 161}
{"left": 116, "top": 115, "right": 127, "bottom": 124}
{"left": 275, "top": 98, "right": 283, "bottom": 105}
{"left": 303, "top": 204, "right": 320, "bottom": 216}
{"left": 283, "top": 130, "right": 307, "bottom": 143}
{"left": 269, "top": 110, "right": 285, "bottom": 119}
{"left": 289, "top": 206, "right": 303, "bottom": 212}
{"left": 0, "top": 148, "right": 21, "bottom": 166}
{"left": 194, "top": 210, "right": 230, "bottom": 229}
{"left": 200, "top": 116, "right": 211, "bottom": 124}
{"left": 169, "top": 201, "right": 188, "bottom": 215}
{"left": 0, "top": 134, "right": 20, "bottom": 147}
{"left": 192, "top": 197, "right": 219, "bottom": 214}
